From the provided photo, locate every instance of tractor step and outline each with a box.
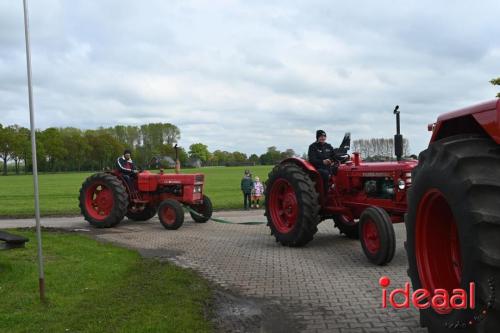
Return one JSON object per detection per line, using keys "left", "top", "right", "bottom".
{"left": 0, "top": 231, "right": 29, "bottom": 250}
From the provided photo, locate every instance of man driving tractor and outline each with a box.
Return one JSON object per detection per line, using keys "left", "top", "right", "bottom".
{"left": 117, "top": 149, "right": 137, "bottom": 190}
{"left": 308, "top": 130, "right": 335, "bottom": 193}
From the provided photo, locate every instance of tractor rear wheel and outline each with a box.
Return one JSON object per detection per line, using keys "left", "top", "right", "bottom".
{"left": 359, "top": 206, "right": 395, "bottom": 265}
{"left": 126, "top": 205, "right": 157, "bottom": 221}
{"left": 265, "top": 163, "right": 320, "bottom": 247}
{"left": 407, "top": 134, "right": 500, "bottom": 332}
{"left": 189, "top": 195, "right": 213, "bottom": 223}
{"left": 79, "top": 173, "right": 129, "bottom": 228}
{"left": 158, "top": 199, "right": 184, "bottom": 230}
{"left": 334, "top": 214, "right": 359, "bottom": 239}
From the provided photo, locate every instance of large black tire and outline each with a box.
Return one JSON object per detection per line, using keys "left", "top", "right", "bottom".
{"left": 126, "top": 205, "right": 157, "bottom": 221}
{"left": 189, "top": 195, "right": 213, "bottom": 223}
{"left": 333, "top": 214, "right": 360, "bottom": 239}
{"left": 264, "top": 163, "right": 320, "bottom": 247}
{"left": 79, "top": 173, "right": 129, "bottom": 228}
{"left": 158, "top": 199, "right": 185, "bottom": 230}
{"left": 407, "top": 134, "right": 500, "bottom": 332}
{"left": 359, "top": 206, "right": 395, "bottom": 265}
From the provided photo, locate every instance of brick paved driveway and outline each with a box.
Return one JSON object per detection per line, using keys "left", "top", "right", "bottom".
{"left": 2, "top": 211, "right": 425, "bottom": 332}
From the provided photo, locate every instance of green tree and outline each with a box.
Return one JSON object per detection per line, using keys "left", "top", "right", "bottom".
{"left": 85, "top": 130, "right": 124, "bottom": 171}
{"left": 61, "top": 128, "right": 91, "bottom": 171}
{"left": 8, "top": 125, "right": 31, "bottom": 174}
{"left": 491, "top": 77, "right": 500, "bottom": 98}
{"left": 248, "top": 154, "right": 260, "bottom": 165}
{"left": 39, "top": 128, "right": 68, "bottom": 171}
{"left": 259, "top": 146, "right": 282, "bottom": 165}
{"left": 212, "top": 150, "right": 231, "bottom": 166}
{"left": 0, "top": 124, "right": 12, "bottom": 175}
{"left": 231, "top": 151, "right": 247, "bottom": 163}
{"left": 280, "top": 148, "right": 296, "bottom": 160}
{"left": 188, "top": 143, "right": 211, "bottom": 164}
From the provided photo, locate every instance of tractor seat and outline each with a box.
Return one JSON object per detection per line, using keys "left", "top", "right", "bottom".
{"left": 0, "top": 231, "right": 29, "bottom": 250}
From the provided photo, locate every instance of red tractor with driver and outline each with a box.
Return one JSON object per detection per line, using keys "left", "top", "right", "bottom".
{"left": 265, "top": 105, "right": 416, "bottom": 265}
{"left": 266, "top": 99, "right": 500, "bottom": 331}
{"left": 79, "top": 148, "right": 212, "bottom": 230}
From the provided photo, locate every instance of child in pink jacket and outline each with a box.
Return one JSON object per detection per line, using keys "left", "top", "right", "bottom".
{"left": 251, "top": 176, "right": 265, "bottom": 208}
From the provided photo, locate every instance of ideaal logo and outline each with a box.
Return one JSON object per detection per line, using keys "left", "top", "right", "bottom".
{"left": 379, "top": 276, "right": 475, "bottom": 310}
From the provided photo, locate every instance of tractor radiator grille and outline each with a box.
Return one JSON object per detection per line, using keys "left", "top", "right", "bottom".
{"left": 195, "top": 175, "right": 204, "bottom": 182}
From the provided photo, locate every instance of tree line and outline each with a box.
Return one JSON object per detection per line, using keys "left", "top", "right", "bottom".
{"left": 0, "top": 123, "right": 298, "bottom": 175}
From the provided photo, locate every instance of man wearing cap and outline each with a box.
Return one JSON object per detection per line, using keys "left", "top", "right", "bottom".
{"left": 117, "top": 149, "right": 138, "bottom": 190}
{"left": 308, "top": 130, "right": 335, "bottom": 193}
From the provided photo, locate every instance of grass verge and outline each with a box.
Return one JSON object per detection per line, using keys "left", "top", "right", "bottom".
{"left": 0, "top": 230, "right": 213, "bottom": 333}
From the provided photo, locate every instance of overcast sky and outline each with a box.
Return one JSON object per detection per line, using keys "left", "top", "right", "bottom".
{"left": 1, "top": 0, "right": 499, "bottom": 156}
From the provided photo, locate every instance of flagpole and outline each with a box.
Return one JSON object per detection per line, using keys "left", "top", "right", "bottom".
{"left": 23, "top": 0, "right": 45, "bottom": 302}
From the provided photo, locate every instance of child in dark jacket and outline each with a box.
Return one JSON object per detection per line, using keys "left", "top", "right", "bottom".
{"left": 240, "top": 170, "right": 254, "bottom": 210}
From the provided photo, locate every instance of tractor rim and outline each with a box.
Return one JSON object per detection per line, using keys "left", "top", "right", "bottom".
{"left": 269, "top": 178, "right": 299, "bottom": 234}
{"left": 85, "top": 182, "right": 114, "bottom": 221}
{"left": 362, "top": 218, "right": 380, "bottom": 254}
{"left": 160, "top": 205, "right": 177, "bottom": 225}
{"left": 416, "top": 189, "right": 462, "bottom": 314}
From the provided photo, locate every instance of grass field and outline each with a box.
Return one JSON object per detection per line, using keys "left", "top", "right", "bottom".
{"left": 0, "top": 230, "right": 212, "bottom": 333}
{"left": 0, "top": 166, "right": 272, "bottom": 217}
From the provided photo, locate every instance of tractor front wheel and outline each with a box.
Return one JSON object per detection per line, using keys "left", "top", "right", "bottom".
{"left": 79, "top": 173, "right": 129, "bottom": 228}
{"left": 158, "top": 199, "right": 184, "bottom": 230}
{"left": 359, "top": 206, "right": 395, "bottom": 265}
{"left": 407, "top": 134, "right": 500, "bottom": 331}
{"left": 189, "top": 195, "right": 213, "bottom": 223}
{"left": 265, "top": 163, "right": 320, "bottom": 247}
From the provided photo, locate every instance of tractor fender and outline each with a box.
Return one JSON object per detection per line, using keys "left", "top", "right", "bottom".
{"left": 430, "top": 99, "right": 500, "bottom": 144}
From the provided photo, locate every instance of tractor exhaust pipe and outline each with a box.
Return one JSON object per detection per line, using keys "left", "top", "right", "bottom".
{"left": 174, "top": 144, "right": 180, "bottom": 174}
{"left": 393, "top": 105, "right": 403, "bottom": 161}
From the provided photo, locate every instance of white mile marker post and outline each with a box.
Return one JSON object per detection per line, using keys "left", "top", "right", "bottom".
{"left": 22, "top": 0, "right": 46, "bottom": 302}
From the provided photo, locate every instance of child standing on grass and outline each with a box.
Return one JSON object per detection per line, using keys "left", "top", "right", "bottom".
{"left": 241, "top": 170, "right": 253, "bottom": 210}
{"left": 251, "top": 176, "right": 265, "bottom": 208}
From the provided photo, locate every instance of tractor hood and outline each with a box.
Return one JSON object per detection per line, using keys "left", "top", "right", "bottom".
{"left": 340, "top": 160, "right": 417, "bottom": 174}
{"left": 137, "top": 171, "right": 204, "bottom": 192}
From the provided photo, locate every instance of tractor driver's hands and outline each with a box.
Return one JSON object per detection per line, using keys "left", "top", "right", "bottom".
{"left": 322, "top": 159, "right": 332, "bottom": 166}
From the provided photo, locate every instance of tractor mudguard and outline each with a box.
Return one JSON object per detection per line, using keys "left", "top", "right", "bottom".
{"left": 430, "top": 99, "right": 500, "bottom": 144}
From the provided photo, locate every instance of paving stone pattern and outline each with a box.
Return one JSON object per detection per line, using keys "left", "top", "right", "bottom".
{"left": 87, "top": 211, "right": 426, "bottom": 333}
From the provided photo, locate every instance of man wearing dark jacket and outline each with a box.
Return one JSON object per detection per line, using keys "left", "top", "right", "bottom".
{"left": 308, "top": 130, "right": 335, "bottom": 193}
{"left": 240, "top": 169, "right": 254, "bottom": 210}
{"left": 117, "top": 149, "right": 137, "bottom": 190}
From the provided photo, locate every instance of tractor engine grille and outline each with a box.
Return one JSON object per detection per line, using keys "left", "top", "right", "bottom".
{"left": 195, "top": 175, "right": 204, "bottom": 182}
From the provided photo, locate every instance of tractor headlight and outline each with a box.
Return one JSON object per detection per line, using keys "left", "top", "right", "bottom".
{"left": 193, "top": 185, "right": 202, "bottom": 193}
{"left": 398, "top": 179, "right": 406, "bottom": 190}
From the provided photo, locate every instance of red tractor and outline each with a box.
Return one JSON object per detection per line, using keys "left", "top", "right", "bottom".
{"left": 265, "top": 105, "right": 416, "bottom": 265}
{"left": 406, "top": 99, "right": 500, "bottom": 332}
{"left": 79, "top": 150, "right": 212, "bottom": 230}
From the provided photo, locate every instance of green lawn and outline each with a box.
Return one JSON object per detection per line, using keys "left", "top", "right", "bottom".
{"left": 0, "top": 230, "right": 213, "bottom": 333}
{"left": 0, "top": 166, "right": 272, "bottom": 217}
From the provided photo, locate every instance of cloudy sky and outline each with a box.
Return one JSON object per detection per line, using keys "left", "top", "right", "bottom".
{"left": 1, "top": 0, "right": 499, "bottom": 156}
